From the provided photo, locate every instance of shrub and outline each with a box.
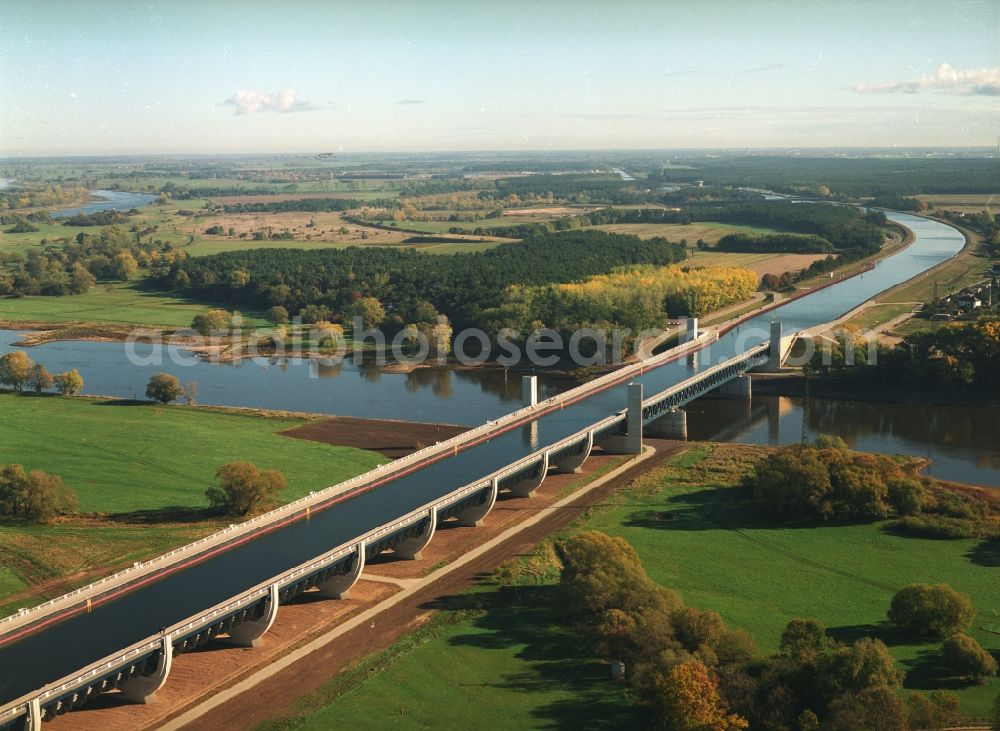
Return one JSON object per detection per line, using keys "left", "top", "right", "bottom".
{"left": 558, "top": 531, "right": 681, "bottom": 618}
{"left": 0, "top": 351, "right": 33, "bottom": 390}
{"left": 0, "top": 464, "right": 78, "bottom": 523}
{"left": 53, "top": 369, "right": 84, "bottom": 395}
{"left": 205, "top": 462, "right": 287, "bottom": 516}
{"left": 742, "top": 442, "right": 916, "bottom": 522}
{"left": 906, "top": 690, "right": 960, "bottom": 730}
{"left": 26, "top": 363, "right": 53, "bottom": 393}
{"left": 824, "top": 687, "right": 908, "bottom": 731}
{"left": 889, "top": 514, "right": 990, "bottom": 540}
{"left": 888, "top": 583, "right": 976, "bottom": 638}
{"left": 145, "top": 372, "right": 183, "bottom": 404}
{"left": 941, "top": 633, "right": 998, "bottom": 684}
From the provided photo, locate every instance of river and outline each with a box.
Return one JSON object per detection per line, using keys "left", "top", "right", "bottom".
{"left": 50, "top": 189, "right": 156, "bottom": 218}
{"left": 0, "top": 330, "right": 564, "bottom": 425}
{"left": 687, "top": 396, "right": 1000, "bottom": 487}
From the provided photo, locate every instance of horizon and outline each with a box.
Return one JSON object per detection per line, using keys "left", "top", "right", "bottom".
{"left": 2, "top": 0, "right": 998, "bottom": 156}
{"left": 1, "top": 145, "right": 998, "bottom": 163}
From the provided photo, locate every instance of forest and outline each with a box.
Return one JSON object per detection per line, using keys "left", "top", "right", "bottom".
{"left": 153, "top": 231, "right": 689, "bottom": 334}
{"left": 478, "top": 264, "right": 759, "bottom": 339}
{"left": 715, "top": 233, "right": 835, "bottom": 254}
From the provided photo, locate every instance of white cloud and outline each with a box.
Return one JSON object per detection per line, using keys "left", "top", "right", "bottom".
{"left": 854, "top": 63, "right": 1000, "bottom": 96}
{"left": 223, "top": 88, "right": 316, "bottom": 114}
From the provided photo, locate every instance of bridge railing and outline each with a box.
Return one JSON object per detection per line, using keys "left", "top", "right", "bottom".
{"left": 641, "top": 342, "right": 771, "bottom": 412}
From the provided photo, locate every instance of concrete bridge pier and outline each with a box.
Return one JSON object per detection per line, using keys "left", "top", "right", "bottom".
{"left": 119, "top": 635, "right": 173, "bottom": 704}
{"left": 645, "top": 409, "right": 688, "bottom": 440}
{"left": 316, "top": 543, "right": 366, "bottom": 599}
{"left": 454, "top": 478, "right": 499, "bottom": 527}
{"left": 226, "top": 583, "right": 279, "bottom": 648}
{"left": 393, "top": 508, "right": 437, "bottom": 560}
{"left": 552, "top": 430, "right": 594, "bottom": 474}
{"left": 506, "top": 452, "right": 549, "bottom": 498}
{"left": 19, "top": 697, "right": 41, "bottom": 731}
{"left": 522, "top": 375, "right": 538, "bottom": 406}
{"left": 713, "top": 373, "right": 752, "bottom": 399}
{"left": 686, "top": 317, "right": 699, "bottom": 341}
{"left": 760, "top": 320, "right": 785, "bottom": 372}
{"left": 596, "top": 383, "right": 643, "bottom": 454}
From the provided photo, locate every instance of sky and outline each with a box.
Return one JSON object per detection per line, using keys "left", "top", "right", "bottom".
{"left": 1, "top": 0, "right": 998, "bottom": 155}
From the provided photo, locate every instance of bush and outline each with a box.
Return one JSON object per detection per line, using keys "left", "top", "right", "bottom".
{"left": 889, "top": 514, "right": 983, "bottom": 539}
{"left": 191, "top": 308, "right": 232, "bottom": 335}
{"left": 53, "top": 369, "right": 84, "bottom": 395}
{"left": 941, "top": 633, "right": 998, "bottom": 684}
{"left": 0, "top": 351, "right": 33, "bottom": 390}
{"left": 264, "top": 305, "right": 289, "bottom": 325}
{"left": 557, "top": 531, "right": 681, "bottom": 618}
{"left": 145, "top": 372, "right": 183, "bottom": 404}
{"left": 742, "top": 442, "right": 919, "bottom": 523}
{"left": 205, "top": 462, "right": 287, "bottom": 516}
{"left": 824, "top": 687, "right": 908, "bottom": 731}
{"left": 888, "top": 583, "right": 976, "bottom": 638}
{"left": 0, "top": 464, "right": 78, "bottom": 523}
{"left": 906, "top": 690, "right": 960, "bottom": 730}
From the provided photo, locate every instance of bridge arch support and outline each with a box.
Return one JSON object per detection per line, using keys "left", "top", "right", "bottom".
{"left": 317, "top": 543, "right": 366, "bottom": 599}
{"left": 393, "top": 508, "right": 437, "bottom": 560}
{"left": 454, "top": 478, "right": 499, "bottom": 527}
{"left": 505, "top": 452, "right": 549, "bottom": 498}
{"left": 552, "top": 431, "right": 594, "bottom": 474}
{"left": 118, "top": 635, "right": 173, "bottom": 704}
{"left": 226, "top": 583, "right": 279, "bottom": 648}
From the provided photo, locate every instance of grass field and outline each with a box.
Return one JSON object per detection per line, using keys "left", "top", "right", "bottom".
{"left": 590, "top": 221, "right": 781, "bottom": 243}
{"left": 687, "top": 249, "right": 828, "bottom": 276}
{"left": 279, "top": 444, "right": 1000, "bottom": 726}
{"left": 578, "top": 445, "right": 1000, "bottom": 719}
{"left": 0, "top": 281, "right": 266, "bottom": 328}
{"left": 917, "top": 193, "right": 1000, "bottom": 215}
{"left": 0, "top": 393, "right": 385, "bottom": 615}
{"left": 0, "top": 393, "right": 385, "bottom": 513}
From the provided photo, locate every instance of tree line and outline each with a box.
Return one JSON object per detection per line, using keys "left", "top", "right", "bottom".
{"left": 0, "top": 351, "right": 83, "bottom": 395}
{"left": 0, "top": 224, "right": 187, "bottom": 297}
{"left": 556, "top": 530, "right": 995, "bottom": 730}
{"left": 153, "top": 230, "right": 688, "bottom": 333}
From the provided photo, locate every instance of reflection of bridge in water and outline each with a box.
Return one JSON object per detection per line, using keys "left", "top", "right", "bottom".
{"left": 0, "top": 210, "right": 967, "bottom": 730}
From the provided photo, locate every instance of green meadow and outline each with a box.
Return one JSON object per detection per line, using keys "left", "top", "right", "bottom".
{"left": 0, "top": 393, "right": 385, "bottom": 513}
{"left": 271, "top": 445, "right": 1000, "bottom": 727}
{"left": 0, "top": 393, "right": 386, "bottom": 614}
{"left": 0, "top": 281, "right": 266, "bottom": 328}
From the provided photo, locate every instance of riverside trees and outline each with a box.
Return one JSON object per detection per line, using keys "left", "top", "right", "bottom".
{"left": 555, "top": 531, "right": 960, "bottom": 730}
